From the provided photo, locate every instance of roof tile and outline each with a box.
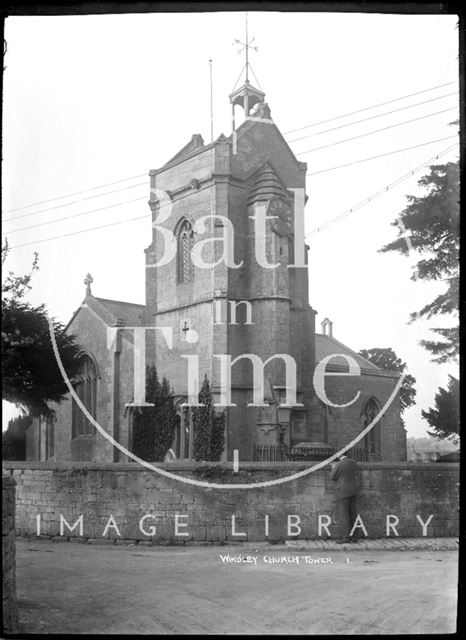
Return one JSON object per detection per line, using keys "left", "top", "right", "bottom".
{"left": 94, "top": 297, "right": 145, "bottom": 326}
{"left": 315, "top": 333, "right": 397, "bottom": 376}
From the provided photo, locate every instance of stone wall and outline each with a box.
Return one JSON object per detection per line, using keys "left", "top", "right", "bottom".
{"left": 2, "top": 475, "right": 18, "bottom": 633}
{"left": 2, "top": 461, "right": 459, "bottom": 544}
{"left": 27, "top": 304, "right": 139, "bottom": 465}
{"left": 325, "top": 372, "right": 407, "bottom": 462}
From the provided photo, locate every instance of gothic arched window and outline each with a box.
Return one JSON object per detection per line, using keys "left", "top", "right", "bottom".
{"left": 177, "top": 219, "right": 194, "bottom": 284}
{"left": 362, "top": 397, "right": 381, "bottom": 459}
{"left": 72, "top": 355, "right": 97, "bottom": 438}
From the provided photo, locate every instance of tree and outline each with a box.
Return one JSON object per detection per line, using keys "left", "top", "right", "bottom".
{"left": 192, "top": 375, "right": 225, "bottom": 461}
{"left": 422, "top": 375, "right": 459, "bottom": 444}
{"left": 2, "top": 414, "right": 32, "bottom": 460}
{"left": 2, "top": 242, "right": 82, "bottom": 416}
{"left": 154, "top": 376, "right": 178, "bottom": 461}
{"left": 2, "top": 238, "right": 39, "bottom": 300}
{"left": 131, "top": 365, "right": 177, "bottom": 462}
{"left": 358, "top": 347, "right": 416, "bottom": 420}
{"left": 380, "top": 160, "right": 459, "bottom": 363}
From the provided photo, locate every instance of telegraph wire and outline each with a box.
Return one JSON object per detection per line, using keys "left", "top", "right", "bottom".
{"left": 7, "top": 134, "right": 459, "bottom": 236}
{"left": 8, "top": 198, "right": 213, "bottom": 250}
{"left": 5, "top": 123, "right": 458, "bottom": 229}
{"left": 7, "top": 197, "right": 148, "bottom": 235}
{"left": 9, "top": 213, "right": 150, "bottom": 250}
{"left": 287, "top": 92, "right": 457, "bottom": 144}
{"left": 306, "top": 144, "right": 457, "bottom": 239}
{"left": 3, "top": 173, "right": 147, "bottom": 214}
{"left": 283, "top": 80, "right": 457, "bottom": 135}
{"left": 296, "top": 107, "right": 458, "bottom": 156}
{"left": 4, "top": 182, "right": 147, "bottom": 224}
{"left": 4, "top": 83, "right": 457, "bottom": 217}
{"left": 9, "top": 143, "right": 457, "bottom": 251}
{"left": 3, "top": 161, "right": 213, "bottom": 221}
{"left": 306, "top": 135, "right": 458, "bottom": 176}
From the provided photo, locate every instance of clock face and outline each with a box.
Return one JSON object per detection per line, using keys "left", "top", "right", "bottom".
{"left": 268, "top": 198, "right": 292, "bottom": 237}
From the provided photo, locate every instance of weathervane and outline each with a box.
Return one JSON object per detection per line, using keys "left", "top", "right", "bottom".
{"left": 233, "top": 12, "right": 259, "bottom": 85}
{"left": 229, "top": 12, "right": 265, "bottom": 130}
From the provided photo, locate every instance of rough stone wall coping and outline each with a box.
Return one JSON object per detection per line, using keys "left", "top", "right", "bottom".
{"left": 2, "top": 461, "right": 459, "bottom": 472}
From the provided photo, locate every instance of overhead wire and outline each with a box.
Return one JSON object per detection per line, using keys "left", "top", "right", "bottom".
{"left": 4, "top": 182, "right": 147, "bottom": 224}
{"left": 6, "top": 132, "right": 459, "bottom": 236}
{"left": 295, "top": 107, "right": 458, "bottom": 156}
{"left": 3, "top": 160, "right": 214, "bottom": 221}
{"left": 287, "top": 92, "right": 457, "bottom": 144}
{"left": 306, "top": 134, "right": 458, "bottom": 176}
{"left": 7, "top": 197, "right": 148, "bottom": 235}
{"left": 3, "top": 172, "right": 147, "bottom": 214}
{"left": 8, "top": 198, "right": 213, "bottom": 250}
{"left": 305, "top": 144, "right": 458, "bottom": 238}
{"left": 9, "top": 213, "right": 151, "bottom": 250}
{"left": 9, "top": 143, "right": 457, "bottom": 251}
{"left": 4, "top": 82, "right": 457, "bottom": 218}
{"left": 282, "top": 80, "right": 457, "bottom": 135}
{"left": 3, "top": 83, "right": 459, "bottom": 246}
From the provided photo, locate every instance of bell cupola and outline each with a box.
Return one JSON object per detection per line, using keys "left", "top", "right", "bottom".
{"left": 229, "top": 13, "right": 267, "bottom": 131}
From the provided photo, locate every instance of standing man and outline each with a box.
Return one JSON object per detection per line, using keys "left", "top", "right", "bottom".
{"left": 330, "top": 453, "right": 360, "bottom": 544}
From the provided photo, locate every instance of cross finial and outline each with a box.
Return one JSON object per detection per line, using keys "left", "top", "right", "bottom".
{"left": 84, "top": 273, "right": 93, "bottom": 296}
{"left": 233, "top": 12, "right": 258, "bottom": 85}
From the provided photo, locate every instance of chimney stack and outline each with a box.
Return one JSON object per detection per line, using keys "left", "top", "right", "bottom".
{"left": 321, "top": 317, "right": 333, "bottom": 338}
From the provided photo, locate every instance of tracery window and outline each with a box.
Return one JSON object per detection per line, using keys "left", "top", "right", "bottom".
{"left": 363, "top": 397, "right": 381, "bottom": 459}
{"left": 177, "top": 219, "right": 194, "bottom": 284}
{"left": 71, "top": 355, "right": 97, "bottom": 438}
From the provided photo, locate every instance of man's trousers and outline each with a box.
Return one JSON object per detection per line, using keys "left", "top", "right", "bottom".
{"left": 337, "top": 495, "right": 358, "bottom": 539}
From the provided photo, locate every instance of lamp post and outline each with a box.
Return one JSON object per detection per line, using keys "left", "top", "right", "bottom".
{"left": 277, "top": 405, "right": 292, "bottom": 448}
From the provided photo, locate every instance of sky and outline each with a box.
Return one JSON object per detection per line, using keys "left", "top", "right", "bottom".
{"left": 2, "top": 10, "right": 460, "bottom": 437}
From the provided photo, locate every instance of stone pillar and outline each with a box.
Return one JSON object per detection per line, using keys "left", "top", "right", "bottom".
{"left": 2, "top": 474, "right": 18, "bottom": 633}
{"left": 109, "top": 324, "right": 122, "bottom": 462}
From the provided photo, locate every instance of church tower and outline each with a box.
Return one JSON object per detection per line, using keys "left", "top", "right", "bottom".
{"left": 143, "top": 52, "right": 316, "bottom": 462}
{"left": 24, "top": 21, "right": 406, "bottom": 466}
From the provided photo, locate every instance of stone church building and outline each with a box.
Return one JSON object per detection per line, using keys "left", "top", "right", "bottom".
{"left": 27, "top": 78, "right": 407, "bottom": 464}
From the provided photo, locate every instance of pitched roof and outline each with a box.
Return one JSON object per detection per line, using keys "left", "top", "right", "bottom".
{"left": 94, "top": 297, "right": 145, "bottom": 326}
{"left": 315, "top": 333, "right": 399, "bottom": 378}
{"left": 231, "top": 117, "right": 307, "bottom": 172}
{"left": 247, "top": 162, "right": 288, "bottom": 205}
{"left": 66, "top": 295, "right": 146, "bottom": 333}
{"left": 163, "top": 134, "right": 205, "bottom": 167}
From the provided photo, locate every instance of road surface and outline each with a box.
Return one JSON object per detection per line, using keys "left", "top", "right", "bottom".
{"left": 15, "top": 539, "right": 458, "bottom": 635}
